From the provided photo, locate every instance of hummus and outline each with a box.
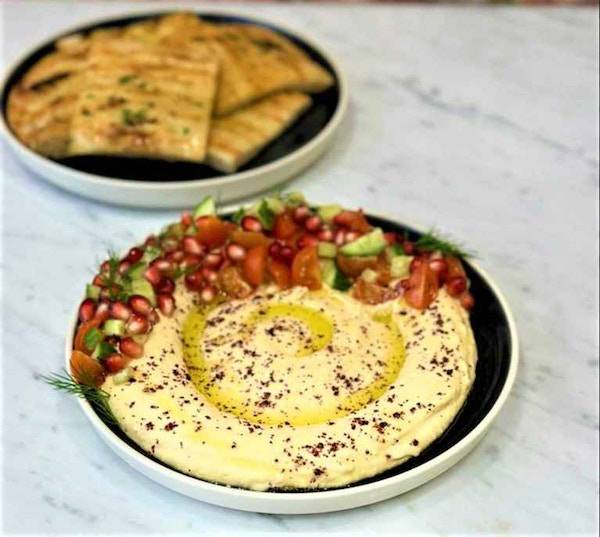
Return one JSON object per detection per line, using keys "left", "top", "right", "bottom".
{"left": 104, "top": 284, "right": 477, "bottom": 490}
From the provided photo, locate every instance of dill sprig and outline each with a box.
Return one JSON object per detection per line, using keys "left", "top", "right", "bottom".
{"left": 39, "top": 371, "right": 117, "bottom": 425}
{"left": 415, "top": 229, "right": 474, "bottom": 259}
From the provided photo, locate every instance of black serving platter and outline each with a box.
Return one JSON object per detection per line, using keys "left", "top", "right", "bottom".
{"left": 83, "top": 215, "right": 514, "bottom": 493}
{"left": 1, "top": 12, "right": 341, "bottom": 182}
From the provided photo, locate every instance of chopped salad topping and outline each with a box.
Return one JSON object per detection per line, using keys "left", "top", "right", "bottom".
{"left": 71, "top": 193, "right": 474, "bottom": 385}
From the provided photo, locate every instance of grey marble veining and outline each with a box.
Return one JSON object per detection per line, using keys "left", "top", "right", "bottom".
{"left": 1, "top": 1, "right": 598, "bottom": 535}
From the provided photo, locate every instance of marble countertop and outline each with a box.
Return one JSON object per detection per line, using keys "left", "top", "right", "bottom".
{"left": 1, "top": 1, "right": 598, "bottom": 535}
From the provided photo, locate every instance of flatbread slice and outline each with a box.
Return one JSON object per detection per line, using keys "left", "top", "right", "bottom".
{"left": 207, "top": 91, "right": 312, "bottom": 173}
{"left": 67, "top": 40, "right": 219, "bottom": 162}
{"left": 143, "top": 13, "right": 334, "bottom": 116}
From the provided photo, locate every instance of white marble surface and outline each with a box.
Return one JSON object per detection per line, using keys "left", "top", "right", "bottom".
{"left": 1, "top": 1, "right": 599, "bottom": 535}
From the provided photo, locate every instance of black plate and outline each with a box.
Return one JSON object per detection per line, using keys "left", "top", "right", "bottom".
{"left": 82, "top": 216, "right": 513, "bottom": 492}
{"left": 1, "top": 12, "right": 341, "bottom": 182}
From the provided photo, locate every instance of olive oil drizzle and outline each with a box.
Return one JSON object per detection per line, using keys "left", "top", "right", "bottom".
{"left": 182, "top": 300, "right": 405, "bottom": 427}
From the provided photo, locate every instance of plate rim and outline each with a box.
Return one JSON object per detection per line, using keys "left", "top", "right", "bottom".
{"left": 63, "top": 208, "right": 520, "bottom": 506}
{"left": 0, "top": 9, "right": 348, "bottom": 191}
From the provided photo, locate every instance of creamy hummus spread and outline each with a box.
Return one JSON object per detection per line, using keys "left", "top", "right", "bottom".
{"left": 104, "top": 284, "right": 477, "bottom": 490}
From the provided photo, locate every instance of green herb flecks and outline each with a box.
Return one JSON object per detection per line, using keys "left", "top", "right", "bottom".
{"left": 40, "top": 371, "right": 116, "bottom": 425}
{"left": 415, "top": 230, "right": 474, "bottom": 259}
{"left": 118, "top": 74, "right": 137, "bottom": 85}
{"left": 121, "top": 108, "right": 148, "bottom": 127}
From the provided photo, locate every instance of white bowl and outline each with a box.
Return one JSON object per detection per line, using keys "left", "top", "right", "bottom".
{"left": 63, "top": 212, "right": 519, "bottom": 514}
{"left": 0, "top": 11, "right": 348, "bottom": 209}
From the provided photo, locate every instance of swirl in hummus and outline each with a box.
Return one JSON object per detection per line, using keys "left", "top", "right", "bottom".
{"left": 66, "top": 193, "right": 477, "bottom": 490}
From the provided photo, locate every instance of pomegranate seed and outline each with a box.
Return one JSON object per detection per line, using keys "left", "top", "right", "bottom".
{"left": 118, "top": 260, "right": 131, "bottom": 275}
{"left": 297, "top": 234, "right": 319, "bottom": 249}
{"left": 293, "top": 206, "right": 310, "bottom": 223}
{"left": 157, "top": 294, "right": 176, "bottom": 317}
{"left": 185, "top": 269, "right": 204, "bottom": 291}
{"left": 110, "top": 301, "right": 132, "bottom": 321}
{"left": 429, "top": 258, "right": 448, "bottom": 280}
{"left": 460, "top": 291, "right": 475, "bottom": 310}
{"left": 161, "top": 237, "right": 180, "bottom": 253}
{"left": 120, "top": 337, "right": 144, "bottom": 359}
{"left": 92, "top": 274, "right": 105, "bottom": 287}
{"left": 334, "top": 229, "right": 346, "bottom": 246}
{"left": 180, "top": 211, "right": 193, "bottom": 227}
{"left": 268, "top": 241, "right": 282, "bottom": 257}
{"left": 78, "top": 298, "right": 97, "bottom": 322}
{"left": 344, "top": 231, "right": 359, "bottom": 243}
{"left": 101, "top": 260, "right": 111, "bottom": 273}
{"left": 144, "top": 265, "right": 162, "bottom": 286}
{"left": 317, "top": 228, "right": 334, "bottom": 242}
{"left": 241, "top": 215, "right": 262, "bottom": 232}
{"left": 128, "top": 295, "right": 153, "bottom": 316}
{"left": 402, "top": 241, "right": 415, "bottom": 255}
{"left": 104, "top": 354, "right": 127, "bottom": 373}
{"left": 180, "top": 253, "right": 203, "bottom": 271}
{"left": 304, "top": 215, "right": 322, "bottom": 232}
{"left": 152, "top": 258, "right": 173, "bottom": 274}
{"left": 204, "top": 252, "right": 223, "bottom": 268}
{"left": 125, "top": 247, "right": 144, "bottom": 263}
{"left": 399, "top": 278, "right": 411, "bottom": 290}
{"left": 127, "top": 314, "right": 149, "bottom": 335}
{"left": 201, "top": 267, "right": 218, "bottom": 283}
{"left": 156, "top": 277, "right": 175, "bottom": 295}
{"left": 94, "top": 300, "right": 111, "bottom": 322}
{"left": 446, "top": 276, "right": 467, "bottom": 297}
{"left": 148, "top": 309, "right": 160, "bottom": 325}
{"left": 226, "top": 243, "right": 246, "bottom": 261}
{"left": 144, "top": 235, "right": 158, "bottom": 248}
{"left": 279, "top": 246, "right": 295, "bottom": 264}
{"left": 182, "top": 236, "right": 205, "bottom": 256}
{"left": 166, "top": 250, "right": 185, "bottom": 263}
{"left": 200, "top": 285, "right": 216, "bottom": 303}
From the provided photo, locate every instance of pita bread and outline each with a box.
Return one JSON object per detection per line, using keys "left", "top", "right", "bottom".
{"left": 207, "top": 91, "right": 311, "bottom": 173}
{"left": 142, "top": 13, "right": 333, "bottom": 116}
{"left": 67, "top": 41, "right": 219, "bottom": 161}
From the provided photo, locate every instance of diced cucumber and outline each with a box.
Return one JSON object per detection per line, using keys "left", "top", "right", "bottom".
{"left": 264, "top": 196, "right": 285, "bottom": 214}
{"left": 84, "top": 327, "right": 104, "bottom": 351}
{"left": 92, "top": 341, "right": 116, "bottom": 361}
{"left": 103, "top": 319, "right": 125, "bottom": 337}
{"left": 184, "top": 225, "right": 198, "bottom": 236}
{"left": 340, "top": 228, "right": 387, "bottom": 257}
{"left": 126, "top": 262, "right": 145, "bottom": 280}
{"left": 142, "top": 246, "right": 162, "bottom": 263}
{"left": 317, "top": 204, "right": 342, "bottom": 223}
{"left": 361, "top": 269, "right": 378, "bottom": 283}
{"left": 193, "top": 196, "right": 216, "bottom": 218}
{"left": 390, "top": 255, "right": 413, "bottom": 279}
{"left": 321, "top": 259, "right": 352, "bottom": 291}
{"left": 283, "top": 192, "right": 306, "bottom": 206}
{"left": 86, "top": 284, "right": 101, "bottom": 301}
{"left": 385, "top": 243, "right": 406, "bottom": 263}
{"left": 113, "top": 367, "right": 134, "bottom": 385}
{"left": 131, "top": 279, "right": 156, "bottom": 305}
{"left": 317, "top": 242, "right": 337, "bottom": 259}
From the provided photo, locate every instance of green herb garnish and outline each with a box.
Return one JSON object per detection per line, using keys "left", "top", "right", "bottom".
{"left": 121, "top": 108, "right": 147, "bottom": 127}
{"left": 231, "top": 207, "right": 246, "bottom": 224}
{"left": 415, "top": 230, "right": 474, "bottom": 258}
{"left": 118, "top": 74, "right": 137, "bottom": 84}
{"left": 84, "top": 328, "right": 104, "bottom": 351}
{"left": 40, "top": 371, "right": 116, "bottom": 425}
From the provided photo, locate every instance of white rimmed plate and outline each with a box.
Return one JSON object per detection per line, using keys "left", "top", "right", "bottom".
{"left": 0, "top": 11, "right": 348, "bottom": 208}
{"left": 63, "top": 211, "right": 519, "bottom": 514}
